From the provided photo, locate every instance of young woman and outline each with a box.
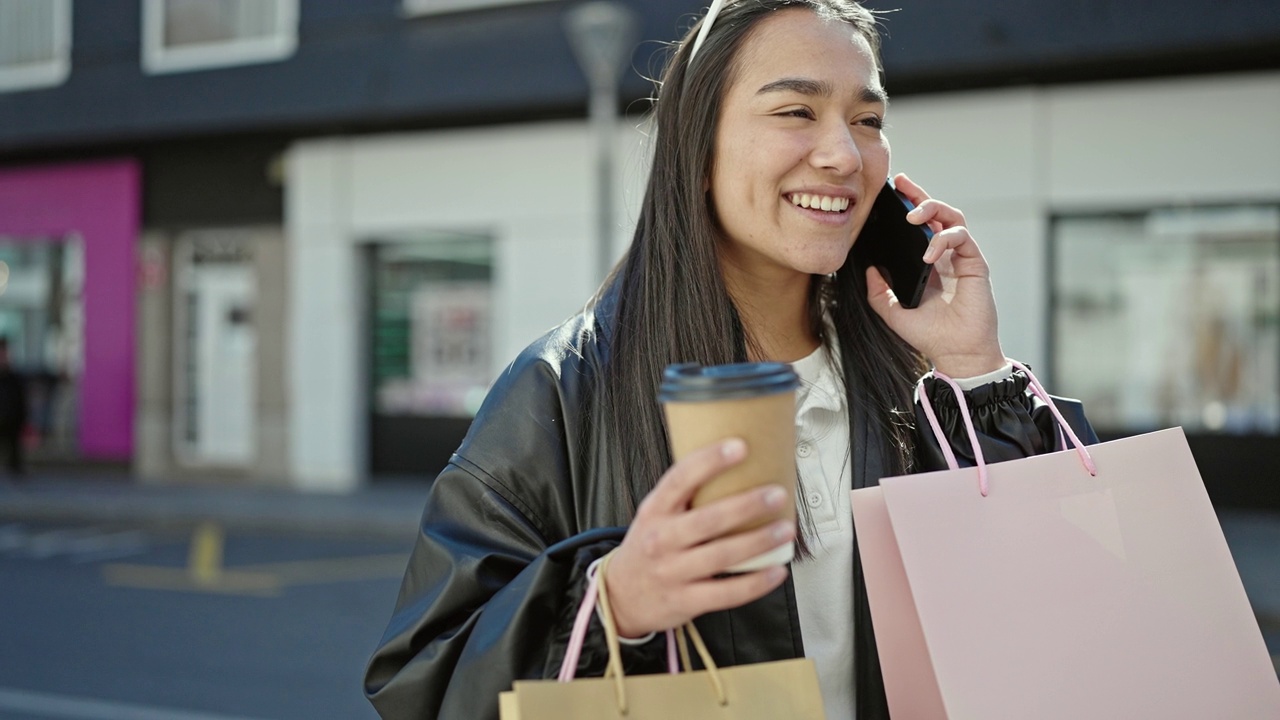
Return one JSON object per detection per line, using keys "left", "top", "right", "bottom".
{"left": 364, "top": 1, "right": 1095, "bottom": 718}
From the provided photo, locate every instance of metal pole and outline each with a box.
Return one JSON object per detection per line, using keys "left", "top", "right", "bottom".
{"left": 563, "top": 2, "right": 639, "bottom": 284}
{"left": 590, "top": 82, "right": 616, "bottom": 282}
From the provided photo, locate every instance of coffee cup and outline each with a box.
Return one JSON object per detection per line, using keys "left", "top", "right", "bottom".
{"left": 658, "top": 362, "right": 799, "bottom": 572}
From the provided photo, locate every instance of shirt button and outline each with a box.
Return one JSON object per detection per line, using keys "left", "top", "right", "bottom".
{"left": 807, "top": 491, "right": 823, "bottom": 508}
{"left": 797, "top": 442, "right": 812, "bottom": 458}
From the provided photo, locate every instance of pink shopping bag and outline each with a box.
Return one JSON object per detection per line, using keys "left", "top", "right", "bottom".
{"left": 851, "top": 362, "right": 1280, "bottom": 719}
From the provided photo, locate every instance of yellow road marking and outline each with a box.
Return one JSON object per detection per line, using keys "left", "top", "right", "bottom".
{"left": 236, "top": 554, "right": 409, "bottom": 584}
{"left": 188, "top": 522, "right": 224, "bottom": 586}
{"left": 101, "top": 521, "right": 408, "bottom": 596}
{"left": 102, "top": 564, "right": 281, "bottom": 597}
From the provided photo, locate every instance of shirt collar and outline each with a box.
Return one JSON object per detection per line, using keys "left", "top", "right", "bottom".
{"left": 792, "top": 342, "right": 845, "bottom": 418}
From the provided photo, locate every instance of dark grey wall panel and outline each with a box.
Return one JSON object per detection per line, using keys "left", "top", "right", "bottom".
{"left": 866, "top": 0, "right": 1280, "bottom": 90}
{"left": 144, "top": 138, "right": 286, "bottom": 228}
{"left": 1, "top": 0, "right": 1278, "bottom": 154}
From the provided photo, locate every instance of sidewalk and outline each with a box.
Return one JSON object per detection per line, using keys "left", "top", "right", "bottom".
{"left": 0, "top": 471, "right": 427, "bottom": 541}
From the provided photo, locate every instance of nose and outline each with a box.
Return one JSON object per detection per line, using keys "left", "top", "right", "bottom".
{"left": 809, "top": 122, "right": 862, "bottom": 176}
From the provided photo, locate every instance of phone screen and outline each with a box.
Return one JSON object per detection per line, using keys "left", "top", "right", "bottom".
{"left": 850, "top": 181, "right": 934, "bottom": 309}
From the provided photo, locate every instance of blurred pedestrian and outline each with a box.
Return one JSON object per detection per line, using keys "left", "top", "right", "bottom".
{"left": 0, "top": 337, "right": 27, "bottom": 477}
{"left": 365, "top": 2, "right": 1097, "bottom": 719}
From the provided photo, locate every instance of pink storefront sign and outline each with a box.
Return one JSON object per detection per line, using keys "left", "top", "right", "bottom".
{"left": 0, "top": 159, "right": 139, "bottom": 460}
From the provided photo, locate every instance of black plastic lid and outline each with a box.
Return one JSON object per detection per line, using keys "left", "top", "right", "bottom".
{"left": 658, "top": 362, "right": 799, "bottom": 403}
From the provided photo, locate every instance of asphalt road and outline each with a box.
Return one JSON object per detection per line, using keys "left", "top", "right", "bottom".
{"left": 0, "top": 522, "right": 411, "bottom": 720}
{"left": 2, "top": 513, "right": 1276, "bottom": 720}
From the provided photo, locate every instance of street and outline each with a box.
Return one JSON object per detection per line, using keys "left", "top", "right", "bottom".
{"left": 0, "top": 510, "right": 1276, "bottom": 720}
{"left": 0, "top": 521, "right": 410, "bottom": 720}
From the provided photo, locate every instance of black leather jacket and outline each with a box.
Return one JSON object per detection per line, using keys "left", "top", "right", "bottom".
{"left": 364, "top": 295, "right": 1097, "bottom": 720}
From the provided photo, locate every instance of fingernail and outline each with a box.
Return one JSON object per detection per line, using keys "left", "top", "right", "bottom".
{"left": 763, "top": 486, "right": 786, "bottom": 508}
{"left": 907, "top": 207, "right": 923, "bottom": 221}
{"left": 721, "top": 438, "right": 746, "bottom": 460}
{"left": 772, "top": 521, "right": 793, "bottom": 542}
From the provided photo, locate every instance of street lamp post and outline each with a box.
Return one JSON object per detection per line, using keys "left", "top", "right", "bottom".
{"left": 563, "top": 1, "right": 639, "bottom": 284}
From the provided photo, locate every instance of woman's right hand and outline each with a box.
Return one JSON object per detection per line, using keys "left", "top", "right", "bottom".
{"left": 605, "top": 438, "right": 795, "bottom": 638}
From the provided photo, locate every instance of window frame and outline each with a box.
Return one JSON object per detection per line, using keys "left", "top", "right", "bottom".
{"left": 402, "top": 0, "right": 558, "bottom": 17}
{"left": 0, "top": 0, "right": 72, "bottom": 93}
{"left": 141, "top": 0, "right": 299, "bottom": 75}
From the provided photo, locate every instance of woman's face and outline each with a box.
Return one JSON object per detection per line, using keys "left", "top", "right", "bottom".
{"left": 709, "top": 9, "right": 890, "bottom": 281}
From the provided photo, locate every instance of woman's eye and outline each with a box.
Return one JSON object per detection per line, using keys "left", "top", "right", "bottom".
{"left": 779, "top": 108, "right": 815, "bottom": 120}
{"left": 856, "top": 115, "right": 885, "bottom": 130}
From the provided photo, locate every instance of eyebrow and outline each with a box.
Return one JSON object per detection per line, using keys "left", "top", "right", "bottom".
{"left": 756, "top": 77, "right": 889, "bottom": 106}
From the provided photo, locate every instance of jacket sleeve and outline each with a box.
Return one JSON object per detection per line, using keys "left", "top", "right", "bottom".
{"left": 363, "top": 352, "right": 666, "bottom": 720}
{"left": 913, "top": 367, "right": 1099, "bottom": 472}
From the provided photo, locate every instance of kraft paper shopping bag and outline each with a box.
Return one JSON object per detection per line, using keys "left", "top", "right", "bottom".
{"left": 852, "top": 362, "right": 1280, "bottom": 719}
{"left": 506, "top": 656, "right": 824, "bottom": 720}
{"left": 500, "top": 551, "right": 825, "bottom": 720}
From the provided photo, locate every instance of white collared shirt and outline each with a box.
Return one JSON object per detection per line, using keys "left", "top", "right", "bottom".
{"left": 789, "top": 344, "right": 857, "bottom": 718}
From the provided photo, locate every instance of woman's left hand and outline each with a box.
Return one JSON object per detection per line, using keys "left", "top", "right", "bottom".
{"left": 864, "top": 173, "right": 1006, "bottom": 378}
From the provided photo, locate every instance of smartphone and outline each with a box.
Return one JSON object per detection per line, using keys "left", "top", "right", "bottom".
{"left": 851, "top": 180, "right": 934, "bottom": 309}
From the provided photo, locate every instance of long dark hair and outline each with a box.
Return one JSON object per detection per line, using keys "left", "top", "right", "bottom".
{"left": 600, "top": 0, "right": 926, "bottom": 521}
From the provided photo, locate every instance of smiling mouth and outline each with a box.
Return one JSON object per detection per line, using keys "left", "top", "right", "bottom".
{"left": 787, "top": 193, "right": 850, "bottom": 213}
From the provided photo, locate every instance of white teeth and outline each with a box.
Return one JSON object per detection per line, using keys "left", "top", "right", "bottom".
{"left": 790, "top": 193, "right": 848, "bottom": 212}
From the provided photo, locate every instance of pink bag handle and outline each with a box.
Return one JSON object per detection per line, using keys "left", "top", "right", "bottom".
{"left": 1008, "top": 360, "right": 1097, "bottom": 476}
{"left": 557, "top": 558, "right": 678, "bottom": 682}
{"left": 918, "top": 361, "right": 1097, "bottom": 496}
{"left": 918, "top": 369, "right": 989, "bottom": 494}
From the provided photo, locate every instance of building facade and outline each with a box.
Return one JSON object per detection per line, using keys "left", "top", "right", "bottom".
{"left": 1, "top": 0, "right": 1277, "bottom": 506}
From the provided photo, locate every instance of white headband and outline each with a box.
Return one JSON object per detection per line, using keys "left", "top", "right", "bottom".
{"left": 688, "top": 0, "right": 727, "bottom": 62}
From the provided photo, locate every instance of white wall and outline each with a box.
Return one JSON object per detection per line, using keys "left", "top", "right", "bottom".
{"left": 286, "top": 72, "right": 1280, "bottom": 489}
{"left": 286, "top": 121, "right": 648, "bottom": 489}
{"left": 287, "top": 141, "right": 363, "bottom": 491}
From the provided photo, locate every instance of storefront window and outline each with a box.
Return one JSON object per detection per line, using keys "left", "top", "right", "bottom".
{"left": 1052, "top": 206, "right": 1280, "bottom": 434}
{"left": 369, "top": 234, "right": 493, "bottom": 418}
{"left": 0, "top": 236, "right": 83, "bottom": 457}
